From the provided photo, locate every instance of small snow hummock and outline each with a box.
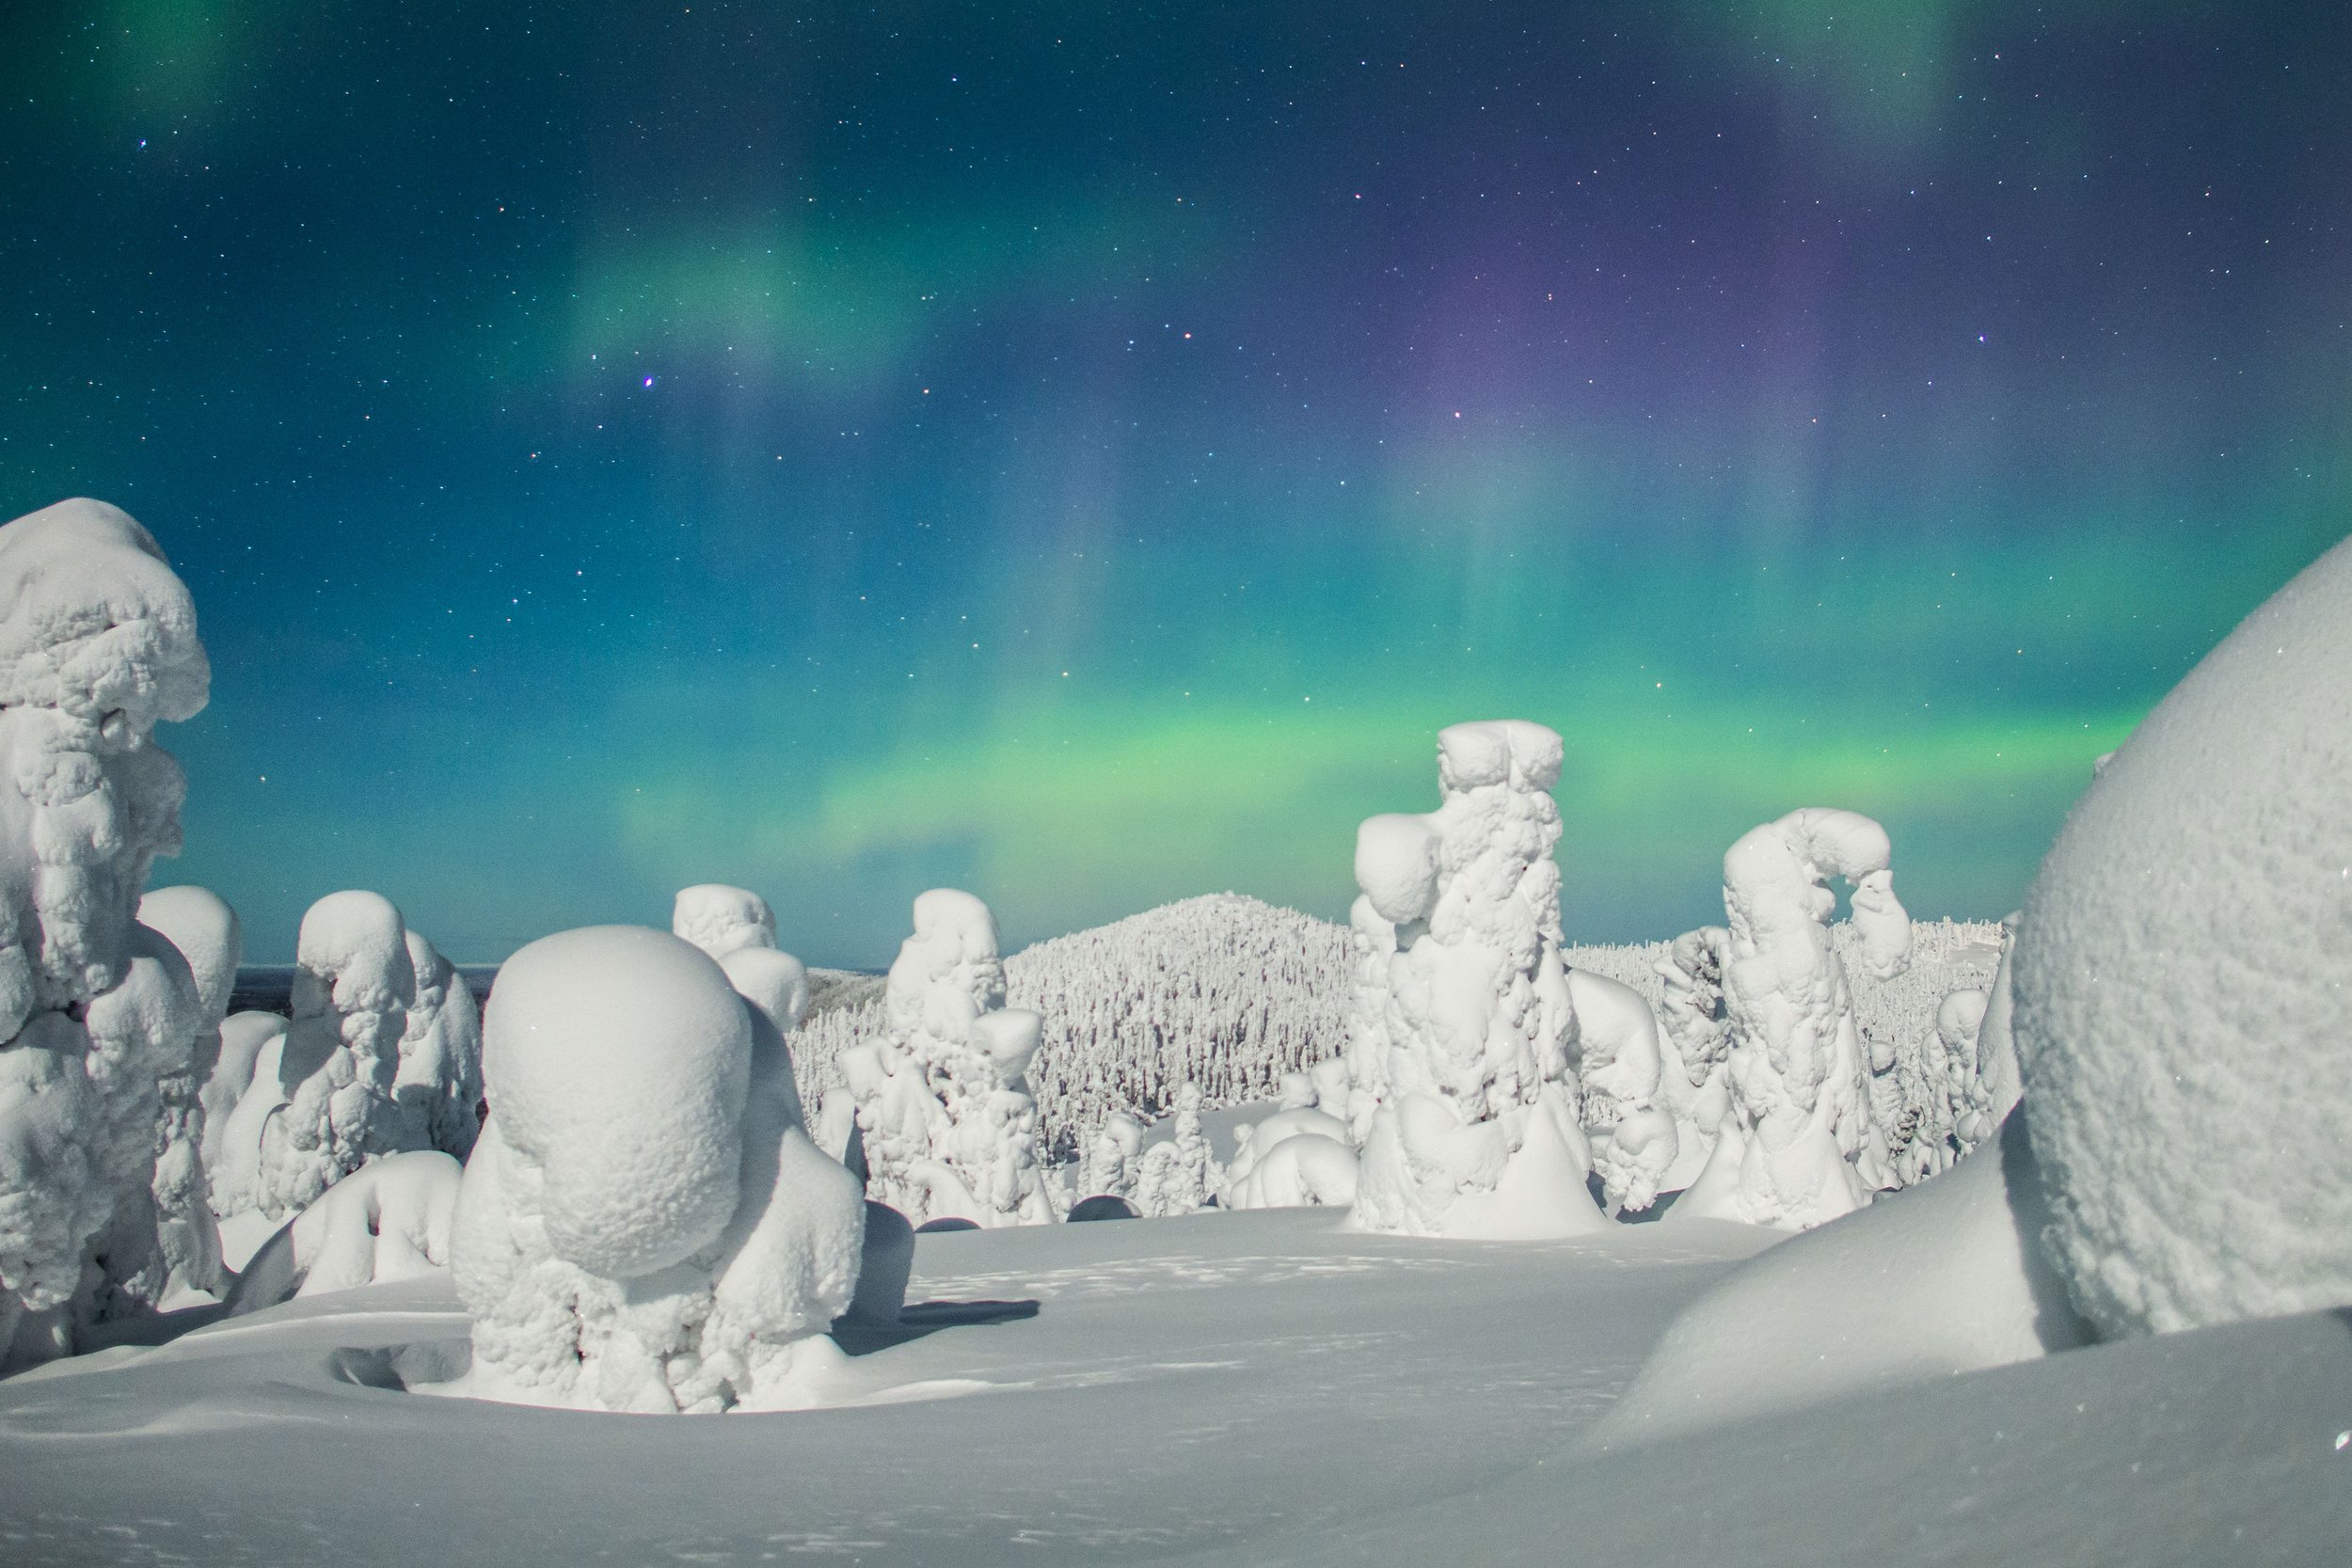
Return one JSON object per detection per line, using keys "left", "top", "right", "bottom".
{"left": 223, "top": 1149, "right": 464, "bottom": 1318}
{"left": 2012, "top": 529, "right": 2352, "bottom": 1338}
{"left": 1668, "top": 808, "right": 1910, "bottom": 1231}
{"left": 450, "top": 926, "right": 866, "bottom": 1413}
{"left": 1220, "top": 1091, "right": 1358, "bottom": 1212}
{"left": 840, "top": 889, "right": 1054, "bottom": 1228}
{"left": 673, "top": 882, "right": 778, "bottom": 960}
{"left": 0, "top": 499, "right": 212, "bottom": 1374}
{"left": 1345, "top": 721, "right": 1611, "bottom": 1240}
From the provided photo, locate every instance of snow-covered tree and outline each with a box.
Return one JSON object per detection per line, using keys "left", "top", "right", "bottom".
{"left": 1568, "top": 969, "right": 1678, "bottom": 1215}
{"left": 1221, "top": 1098, "right": 1357, "bottom": 1211}
{"left": 450, "top": 925, "right": 865, "bottom": 1413}
{"left": 1671, "top": 808, "right": 1911, "bottom": 1230}
{"left": 840, "top": 889, "right": 1052, "bottom": 1227}
{"left": 0, "top": 499, "right": 212, "bottom": 1372}
{"left": 1346, "top": 721, "right": 1609, "bottom": 1239}
{"left": 1652, "top": 926, "right": 1734, "bottom": 1193}
{"left": 1077, "top": 1111, "right": 1144, "bottom": 1203}
{"left": 229, "top": 892, "right": 481, "bottom": 1223}
{"left": 134, "top": 883, "right": 241, "bottom": 1301}
{"left": 672, "top": 883, "right": 776, "bottom": 960}
{"left": 1134, "top": 1082, "right": 1218, "bottom": 1216}
{"left": 394, "top": 927, "right": 482, "bottom": 1163}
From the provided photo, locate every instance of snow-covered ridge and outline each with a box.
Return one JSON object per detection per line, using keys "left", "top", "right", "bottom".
{"left": 791, "top": 893, "right": 2003, "bottom": 1162}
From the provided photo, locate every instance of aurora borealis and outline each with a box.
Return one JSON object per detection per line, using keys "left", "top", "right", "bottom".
{"left": 2, "top": 3, "right": 2345, "bottom": 963}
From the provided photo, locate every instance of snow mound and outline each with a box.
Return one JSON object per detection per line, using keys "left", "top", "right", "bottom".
{"left": 223, "top": 1149, "right": 462, "bottom": 1317}
{"left": 1587, "top": 1113, "right": 2090, "bottom": 1450}
{"left": 2014, "top": 531, "right": 2352, "bottom": 1337}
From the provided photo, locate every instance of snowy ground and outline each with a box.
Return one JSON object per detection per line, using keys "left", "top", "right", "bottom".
{"left": 3, "top": 1207, "right": 2343, "bottom": 1566}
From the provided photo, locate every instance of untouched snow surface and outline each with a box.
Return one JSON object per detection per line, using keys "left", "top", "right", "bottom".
{"left": 1, "top": 1207, "right": 2344, "bottom": 1566}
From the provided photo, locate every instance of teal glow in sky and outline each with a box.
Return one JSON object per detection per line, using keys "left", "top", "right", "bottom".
{"left": 2, "top": 2, "right": 2344, "bottom": 961}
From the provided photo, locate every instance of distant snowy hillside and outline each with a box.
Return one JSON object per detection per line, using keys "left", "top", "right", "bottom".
{"left": 792, "top": 895, "right": 2001, "bottom": 1166}
{"left": 796, "top": 894, "right": 1345, "bottom": 1159}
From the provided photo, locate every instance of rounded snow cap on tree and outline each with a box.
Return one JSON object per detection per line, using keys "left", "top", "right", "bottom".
{"left": 1437, "top": 719, "right": 1563, "bottom": 793}
{"left": 672, "top": 884, "right": 777, "bottom": 960}
{"left": 138, "top": 885, "right": 241, "bottom": 1027}
{"left": 483, "top": 926, "right": 752, "bottom": 1279}
{"left": 718, "top": 945, "right": 810, "bottom": 1036}
{"left": 1355, "top": 814, "right": 1441, "bottom": 924}
{"left": 2014, "top": 531, "right": 2352, "bottom": 1338}
{"left": 0, "top": 498, "right": 209, "bottom": 724}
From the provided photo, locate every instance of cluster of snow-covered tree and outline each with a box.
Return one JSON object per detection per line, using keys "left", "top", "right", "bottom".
{"left": 794, "top": 894, "right": 2003, "bottom": 1208}
{"left": 0, "top": 494, "right": 2035, "bottom": 1406}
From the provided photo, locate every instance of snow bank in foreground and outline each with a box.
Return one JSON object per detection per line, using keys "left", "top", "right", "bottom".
{"left": 0, "top": 499, "right": 209, "bottom": 1372}
{"left": 2014, "top": 530, "right": 2352, "bottom": 1338}
{"left": 1587, "top": 1112, "right": 2090, "bottom": 1449}
{"left": 1347, "top": 721, "right": 1609, "bottom": 1239}
{"left": 450, "top": 926, "right": 864, "bottom": 1412}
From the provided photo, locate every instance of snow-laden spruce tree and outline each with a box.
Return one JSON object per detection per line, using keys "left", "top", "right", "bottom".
{"left": 1134, "top": 1082, "right": 1220, "bottom": 1216}
{"left": 1077, "top": 1111, "right": 1144, "bottom": 1203}
{"left": 393, "top": 927, "right": 482, "bottom": 1162}
{"left": 0, "top": 499, "right": 212, "bottom": 1372}
{"left": 1670, "top": 808, "right": 1911, "bottom": 1230}
{"left": 450, "top": 925, "right": 865, "bottom": 1413}
{"left": 841, "top": 889, "right": 1052, "bottom": 1227}
{"left": 1568, "top": 969, "right": 1679, "bottom": 1215}
{"left": 244, "top": 892, "right": 416, "bottom": 1218}
{"left": 673, "top": 882, "right": 777, "bottom": 960}
{"left": 1652, "top": 926, "right": 1735, "bottom": 1193}
{"left": 133, "top": 883, "right": 241, "bottom": 1301}
{"left": 223, "top": 891, "right": 482, "bottom": 1224}
{"left": 1866, "top": 985, "right": 1991, "bottom": 1189}
{"left": 1346, "top": 721, "right": 1610, "bottom": 1239}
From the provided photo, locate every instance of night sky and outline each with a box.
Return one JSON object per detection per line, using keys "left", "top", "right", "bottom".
{"left": 2, "top": 3, "right": 2345, "bottom": 964}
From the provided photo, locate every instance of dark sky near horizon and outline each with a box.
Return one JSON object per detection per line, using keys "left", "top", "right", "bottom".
{"left": 2, "top": 1, "right": 2345, "bottom": 964}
